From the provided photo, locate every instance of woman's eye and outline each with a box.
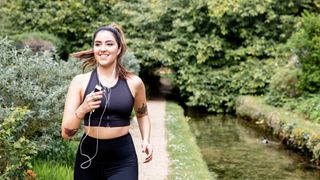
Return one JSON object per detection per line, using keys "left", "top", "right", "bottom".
{"left": 107, "top": 43, "right": 114, "bottom": 46}
{"left": 94, "top": 43, "right": 101, "bottom": 46}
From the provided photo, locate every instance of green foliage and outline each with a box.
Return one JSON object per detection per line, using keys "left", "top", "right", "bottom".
{"left": 0, "top": 0, "right": 9, "bottom": 36}
{"left": 264, "top": 91, "right": 288, "bottom": 107}
{"left": 111, "top": 0, "right": 315, "bottom": 113}
{"left": 0, "top": 107, "right": 37, "bottom": 179}
{"left": 112, "top": 0, "right": 165, "bottom": 82}
{"left": 286, "top": 11, "right": 320, "bottom": 93}
{"left": 177, "top": 59, "right": 275, "bottom": 113}
{"left": 284, "top": 94, "right": 320, "bottom": 123}
{"left": 166, "top": 102, "right": 215, "bottom": 179}
{"left": 270, "top": 67, "right": 301, "bottom": 98}
{"left": 0, "top": 37, "right": 80, "bottom": 130}
{"left": 122, "top": 51, "right": 141, "bottom": 75}
{"left": 35, "top": 124, "right": 78, "bottom": 166}
{"left": 1, "top": 0, "right": 318, "bottom": 114}
{"left": 0, "top": 37, "right": 81, "bottom": 177}
{"left": 32, "top": 141, "right": 77, "bottom": 180}
{"left": 1, "top": 0, "right": 115, "bottom": 53}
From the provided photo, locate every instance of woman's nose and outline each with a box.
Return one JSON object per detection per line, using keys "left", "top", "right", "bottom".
{"left": 101, "top": 45, "right": 107, "bottom": 51}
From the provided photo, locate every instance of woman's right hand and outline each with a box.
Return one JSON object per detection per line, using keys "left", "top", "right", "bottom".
{"left": 78, "top": 90, "right": 104, "bottom": 114}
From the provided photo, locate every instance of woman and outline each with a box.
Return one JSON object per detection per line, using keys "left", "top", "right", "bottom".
{"left": 61, "top": 23, "right": 152, "bottom": 180}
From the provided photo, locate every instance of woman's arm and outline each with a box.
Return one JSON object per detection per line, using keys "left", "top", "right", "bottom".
{"left": 132, "top": 76, "right": 153, "bottom": 163}
{"left": 61, "top": 74, "right": 104, "bottom": 140}
{"left": 61, "top": 75, "right": 85, "bottom": 140}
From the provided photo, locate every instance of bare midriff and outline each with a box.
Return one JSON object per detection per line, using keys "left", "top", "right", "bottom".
{"left": 84, "top": 126, "right": 130, "bottom": 139}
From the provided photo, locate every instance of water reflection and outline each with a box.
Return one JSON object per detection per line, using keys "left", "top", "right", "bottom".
{"left": 188, "top": 114, "right": 320, "bottom": 180}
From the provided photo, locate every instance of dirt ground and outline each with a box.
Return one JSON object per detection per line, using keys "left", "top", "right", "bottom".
{"left": 130, "top": 100, "right": 169, "bottom": 180}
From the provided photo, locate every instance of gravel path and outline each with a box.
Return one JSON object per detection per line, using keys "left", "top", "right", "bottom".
{"left": 130, "top": 100, "right": 169, "bottom": 180}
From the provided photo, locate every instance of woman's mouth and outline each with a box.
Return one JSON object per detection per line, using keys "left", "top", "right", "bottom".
{"left": 100, "top": 54, "right": 109, "bottom": 60}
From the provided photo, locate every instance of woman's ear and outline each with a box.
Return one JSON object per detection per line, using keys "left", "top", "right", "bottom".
{"left": 117, "top": 48, "right": 121, "bottom": 55}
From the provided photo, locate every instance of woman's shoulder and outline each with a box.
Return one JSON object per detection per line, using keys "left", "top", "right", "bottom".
{"left": 125, "top": 74, "right": 145, "bottom": 97}
{"left": 71, "top": 71, "right": 92, "bottom": 85}
{"left": 126, "top": 74, "right": 144, "bottom": 87}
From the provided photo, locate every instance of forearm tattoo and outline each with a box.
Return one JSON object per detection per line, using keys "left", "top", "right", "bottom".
{"left": 64, "top": 128, "right": 77, "bottom": 137}
{"left": 137, "top": 103, "right": 148, "bottom": 116}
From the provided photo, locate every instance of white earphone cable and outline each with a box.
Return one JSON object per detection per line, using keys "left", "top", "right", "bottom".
{"left": 79, "top": 89, "right": 111, "bottom": 169}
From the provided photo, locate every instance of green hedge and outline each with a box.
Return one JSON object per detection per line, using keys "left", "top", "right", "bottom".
{"left": 235, "top": 96, "right": 320, "bottom": 165}
{"left": 165, "top": 102, "right": 215, "bottom": 179}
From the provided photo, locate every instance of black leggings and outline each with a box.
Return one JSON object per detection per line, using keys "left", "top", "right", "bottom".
{"left": 74, "top": 133, "right": 138, "bottom": 180}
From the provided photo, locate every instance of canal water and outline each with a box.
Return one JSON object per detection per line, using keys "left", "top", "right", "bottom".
{"left": 187, "top": 113, "right": 320, "bottom": 180}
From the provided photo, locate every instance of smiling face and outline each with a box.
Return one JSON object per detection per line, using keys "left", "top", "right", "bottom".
{"left": 93, "top": 30, "right": 120, "bottom": 67}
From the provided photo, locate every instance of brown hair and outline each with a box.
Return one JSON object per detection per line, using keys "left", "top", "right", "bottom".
{"left": 70, "top": 23, "right": 131, "bottom": 79}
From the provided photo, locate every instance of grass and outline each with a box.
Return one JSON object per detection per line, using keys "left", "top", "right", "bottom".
{"left": 165, "top": 101, "right": 215, "bottom": 180}
{"left": 32, "top": 159, "right": 73, "bottom": 180}
{"left": 31, "top": 141, "right": 78, "bottom": 179}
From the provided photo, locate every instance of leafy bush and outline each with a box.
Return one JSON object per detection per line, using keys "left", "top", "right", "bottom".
{"left": 0, "top": 37, "right": 80, "bottom": 132}
{"left": 286, "top": 11, "right": 320, "bottom": 93}
{"left": 269, "top": 67, "right": 301, "bottom": 98}
{"left": 35, "top": 123, "right": 78, "bottom": 166}
{"left": 284, "top": 94, "right": 320, "bottom": 123}
{"left": 265, "top": 94, "right": 320, "bottom": 123}
{"left": 0, "top": 107, "right": 37, "bottom": 179}
{"left": 122, "top": 51, "right": 141, "bottom": 75}
{"left": 176, "top": 59, "right": 275, "bottom": 113}
{"left": 264, "top": 91, "right": 288, "bottom": 107}
{"left": 0, "top": 37, "right": 81, "bottom": 177}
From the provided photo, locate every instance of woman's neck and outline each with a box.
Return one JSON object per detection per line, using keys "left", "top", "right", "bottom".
{"left": 97, "top": 64, "right": 118, "bottom": 88}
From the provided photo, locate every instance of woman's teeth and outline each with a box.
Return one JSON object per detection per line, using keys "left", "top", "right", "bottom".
{"left": 100, "top": 54, "right": 109, "bottom": 59}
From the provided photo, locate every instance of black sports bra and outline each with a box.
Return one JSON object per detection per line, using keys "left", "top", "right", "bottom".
{"left": 83, "top": 69, "right": 134, "bottom": 127}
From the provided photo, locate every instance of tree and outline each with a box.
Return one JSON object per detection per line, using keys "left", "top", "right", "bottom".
{"left": 1, "top": 0, "right": 115, "bottom": 55}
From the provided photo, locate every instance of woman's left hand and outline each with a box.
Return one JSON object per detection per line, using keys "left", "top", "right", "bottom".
{"left": 141, "top": 141, "right": 153, "bottom": 163}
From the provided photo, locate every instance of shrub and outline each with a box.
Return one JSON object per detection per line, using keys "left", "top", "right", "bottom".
{"left": 264, "top": 91, "right": 288, "bottom": 107}
{"left": 0, "top": 37, "right": 80, "bottom": 133}
{"left": 286, "top": 11, "right": 320, "bottom": 93}
{"left": 35, "top": 122, "right": 78, "bottom": 166}
{"left": 284, "top": 94, "right": 320, "bottom": 123}
{"left": 0, "top": 37, "right": 81, "bottom": 177}
{"left": 122, "top": 51, "right": 141, "bottom": 75}
{"left": 0, "top": 107, "right": 37, "bottom": 179}
{"left": 177, "top": 59, "right": 275, "bottom": 113}
{"left": 269, "top": 67, "right": 301, "bottom": 98}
